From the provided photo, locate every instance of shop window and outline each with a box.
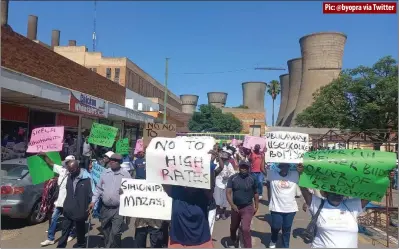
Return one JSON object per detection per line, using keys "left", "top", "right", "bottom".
{"left": 114, "top": 68, "right": 120, "bottom": 83}
{"left": 106, "top": 68, "right": 112, "bottom": 79}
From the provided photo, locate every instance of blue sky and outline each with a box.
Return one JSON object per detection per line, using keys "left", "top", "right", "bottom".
{"left": 7, "top": 1, "right": 397, "bottom": 125}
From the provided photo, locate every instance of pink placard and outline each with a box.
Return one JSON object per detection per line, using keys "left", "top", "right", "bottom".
{"left": 243, "top": 135, "right": 266, "bottom": 151}
{"left": 134, "top": 139, "right": 144, "bottom": 154}
{"left": 231, "top": 139, "right": 238, "bottom": 146}
{"left": 27, "top": 126, "right": 64, "bottom": 153}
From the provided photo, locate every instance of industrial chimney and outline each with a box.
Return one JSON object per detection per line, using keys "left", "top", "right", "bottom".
{"left": 68, "top": 40, "right": 76, "bottom": 46}
{"left": 27, "top": 15, "right": 38, "bottom": 40}
{"left": 180, "top": 94, "right": 199, "bottom": 114}
{"left": 275, "top": 74, "right": 289, "bottom": 126}
{"left": 1, "top": 0, "right": 9, "bottom": 26}
{"left": 282, "top": 58, "right": 302, "bottom": 127}
{"left": 242, "top": 82, "right": 267, "bottom": 111}
{"left": 51, "top": 30, "right": 60, "bottom": 48}
{"left": 207, "top": 92, "right": 227, "bottom": 108}
{"left": 291, "top": 32, "right": 347, "bottom": 126}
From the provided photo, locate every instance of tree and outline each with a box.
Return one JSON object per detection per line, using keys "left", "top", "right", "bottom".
{"left": 188, "top": 104, "right": 242, "bottom": 133}
{"left": 267, "top": 80, "right": 281, "bottom": 126}
{"left": 296, "top": 56, "right": 398, "bottom": 150}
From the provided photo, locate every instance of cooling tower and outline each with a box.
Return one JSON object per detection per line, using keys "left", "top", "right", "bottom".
{"left": 242, "top": 82, "right": 267, "bottom": 111}
{"left": 51, "top": 30, "right": 60, "bottom": 48}
{"left": 291, "top": 32, "right": 347, "bottom": 126}
{"left": 1, "top": 0, "right": 9, "bottom": 26}
{"left": 282, "top": 58, "right": 302, "bottom": 127}
{"left": 180, "top": 94, "right": 199, "bottom": 114}
{"left": 27, "top": 15, "right": 38, "bottom": 40}
{"left": 207, "top": 92, "right": 227, "bottom": 108}
{"left": 276, "top": 74, "right": 290, "bottom": 126}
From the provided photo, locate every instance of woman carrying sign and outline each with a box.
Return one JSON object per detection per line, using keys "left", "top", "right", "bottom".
{"left": 298, "top": 164, "right": 395, "bottom": 248}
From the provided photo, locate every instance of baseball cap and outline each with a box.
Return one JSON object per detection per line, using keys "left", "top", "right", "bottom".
{"left": 104, "top": 151, "right": 115, "bottom": 158}
{"left": 110, "top": 153, "right": 122, "bottom": 160}
{"left": 65, "top": 155, "right": 75, "bottom": 162}
{"left": 238, "top": 161, "right": 250, "bottom": 168}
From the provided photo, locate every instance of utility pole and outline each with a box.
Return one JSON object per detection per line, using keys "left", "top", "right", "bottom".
{"left": 254, "top": 67, "right": 286, "bottom": 126}
{"left": 163, "top": 58, "right": 170, "bottom": 124}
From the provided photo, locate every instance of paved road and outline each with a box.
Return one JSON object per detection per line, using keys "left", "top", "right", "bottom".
{"left": 0, "top": 193, "right": 388, "bottom": 248}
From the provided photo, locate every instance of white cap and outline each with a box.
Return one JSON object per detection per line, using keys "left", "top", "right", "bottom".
{"left": 105, "top": 151, "right": 115, "bottom": 158}
{"left": 65, "top": 155, "right": 75, "bottom": 162}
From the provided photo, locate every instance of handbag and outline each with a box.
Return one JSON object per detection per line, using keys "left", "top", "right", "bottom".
{"left": 302, "top": 199, "right": 325, "bottom": 243}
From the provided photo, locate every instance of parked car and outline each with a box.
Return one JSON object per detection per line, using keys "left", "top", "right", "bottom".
{"left": 1, "top": 158, "right": 46, "bottom": 224}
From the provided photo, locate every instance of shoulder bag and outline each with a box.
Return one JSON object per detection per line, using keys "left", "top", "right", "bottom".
{"left": 302, "top": 199, "right": 325, "bottom": 244}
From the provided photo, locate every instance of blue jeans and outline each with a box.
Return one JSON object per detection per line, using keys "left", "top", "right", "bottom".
{"left": 251, "top": 172, "right": 264, "bottom": 196}
{"left": 48, "top": 207, "right": 74, "bottom": 241}
{"left": 270, "top": 211, "right": 296, "bottom": 248}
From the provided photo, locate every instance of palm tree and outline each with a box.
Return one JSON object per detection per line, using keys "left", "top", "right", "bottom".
{"left": 267, "top": 80, "right": 281, "bottom": 126}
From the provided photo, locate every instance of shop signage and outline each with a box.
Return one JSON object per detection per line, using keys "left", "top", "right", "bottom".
{"left": 126, "top": 109, "right": 154, "bottom": 123}
{"left": 69, "top": 92, "right": 108, "bottom": 118}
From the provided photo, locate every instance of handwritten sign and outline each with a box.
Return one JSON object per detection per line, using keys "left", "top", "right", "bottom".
{"left": 88, "top": 123, "right": 118, "bottom": 148}
{"left": 91, "top": 161, "right": 105, "bottom": 187}
{"left": 116, "top": 138, "right": 130, "bottom": 155}
{"left": 243, "top": 135, "right": 266, "bottom": 151}
{"left": 27, "top": 152, "right": 61, "bottom": 185}
{"left": 146, "top": 136, "right": 215, "bottom": 189}
{"left": 119, "top": 178, "right": 172, "bottom": 220}
{"left": 26, "top": 126, "right": 64, "bottom": 153}
{"left": 265, "top": 131, "right": 309, "bottom": 164}
{"left": 134, "top": 139, "right": 144, "bottom": 154}
{"left": 299, "top": 149, "right": 396, "bottom": 202}
{"left": 143, "top": 123, "right": 176, "bottom": 146}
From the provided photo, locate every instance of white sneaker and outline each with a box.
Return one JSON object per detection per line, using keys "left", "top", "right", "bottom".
{"left": 40, "top": 240, "right": 55, "bottom": 246}
{"left": 259, "top": 195, "right": 263, "bottom": 200}
{"left": 269, "top": 242, "right": 276, "bottom": 248}
{"left": 67, "top": 236, "right": 74, "bottom": 242}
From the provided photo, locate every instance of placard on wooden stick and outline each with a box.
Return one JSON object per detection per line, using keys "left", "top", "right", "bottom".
{"left": 143, "top": 123, "right": 176, "bottom": 146}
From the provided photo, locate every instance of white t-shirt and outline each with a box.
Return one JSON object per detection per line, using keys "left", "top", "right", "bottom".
{"left": 309, "top": 195, "right": 363, "bottom": 248}
{"left": 215, "top": 162, "right": 235, "bottom": 189}
{"left": 268, "top": 170, "right": 299, "bottom": 213}
{"left": 82, "top": 142, "right": 92, "bottom": 157}
{"left": 53, "top": 164, "right": 68, "bottom": 207}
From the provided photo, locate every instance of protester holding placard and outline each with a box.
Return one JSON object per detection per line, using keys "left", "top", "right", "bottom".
{"left": 208, "top": 146, "right": 224, "bottom": 236}
{"left": 214, "top": 147, "right": 236, "bottom": 221}
{"left": 133, "top": 150, "right": 146, "bottom": 180}
{"left": 268, "top": 163, "right": 301, "bottom": 249}
{"left": 39, "top": 154, "right": 76, "bottom": 246}
{"left": 248, "top": 144, "right": 266, "bottom": 200}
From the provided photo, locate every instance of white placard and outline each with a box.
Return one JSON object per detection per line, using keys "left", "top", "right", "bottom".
{"left": 146, "top": 136, "right": 215, "bottom": 189}
{"left": 119, "top": 178, "right": 172, "bottom": 220}
{"left": 264, "top": 131, "right": 309, "bottom": 163}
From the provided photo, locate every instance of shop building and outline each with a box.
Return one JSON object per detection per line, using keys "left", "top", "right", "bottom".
{"left": 1, "top": 25, "right": 154, "bottom": 161}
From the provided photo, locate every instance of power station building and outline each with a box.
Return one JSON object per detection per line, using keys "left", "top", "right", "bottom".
{"left": 277, "top": 32, "right": 347, "bottom": 127}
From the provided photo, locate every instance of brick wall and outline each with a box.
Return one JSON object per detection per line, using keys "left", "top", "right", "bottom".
{"left": 1, "top": 26, "right": 125, "bottom": 105}
{"left": 222, "top": 109, "right": 266, "bottom": 134}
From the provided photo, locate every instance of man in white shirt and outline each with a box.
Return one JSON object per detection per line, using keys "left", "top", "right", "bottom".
{"left": 40, "top": 155, "right": 76, "bottom": 246}
{"left": 82, "top": 137, "right": 92, "bottom": 170}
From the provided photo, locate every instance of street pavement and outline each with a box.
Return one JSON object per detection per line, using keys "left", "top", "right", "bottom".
{"left": 0, "top": 190, "right": 391, "bottom": 248}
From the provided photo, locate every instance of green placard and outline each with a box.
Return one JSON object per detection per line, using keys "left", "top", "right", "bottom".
{"left": 299, "top": 149, "right": 396, "bottom": 202}
{"left": 88, "top": 123, "right": 118, "bottom": 148}
{"left": 116, "top": 138, "right": 130, "bottom": 155}
{"left": 27, "top": 152, "right": 61, "bottom": 185}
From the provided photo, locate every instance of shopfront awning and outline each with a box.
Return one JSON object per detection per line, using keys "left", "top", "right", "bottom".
{"left": 108, "top": 103, "right": 154, "bottom": 123}
{"left": 1, "top": 67, "right": 155, "bottom": 124}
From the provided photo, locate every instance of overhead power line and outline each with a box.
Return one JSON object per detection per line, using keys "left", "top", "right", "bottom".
{"left": 172, "top": 66, "right": 285, "bottom": 75}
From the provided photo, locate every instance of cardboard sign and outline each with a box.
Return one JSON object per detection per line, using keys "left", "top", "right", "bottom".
{"left": 243, "top": 135, "right": 266, "bottom": 151}
{"left": 119, "top": 178, "right": 172, "bottom": 220}
{"left": 27, "top": 126, "right": 64, "bottom": 153}
{"left": 265, "top": 131, "right": 309, "bottom": 164}
{"left": 146, "top": 136, "right": 215, "bottom": 189}
{"left": 116, "top": 138, "right": 130, "bottom": 155}
{"left": 299, "top": 149, "right": 396, "bottom": 202}
{"left": 91, "top": 161, "right": 105, "bottom": 187}
{"left": 134, "top": 139, "right": 144, "bottom": 154}
{"left": 27, "top": 152, "right": 61, "bottom": 185}
{"left": 88, "top": 123, "right": 118, "bottom": 148}
{"left": 143, "top": 123, "right": 176, "bottom": 146}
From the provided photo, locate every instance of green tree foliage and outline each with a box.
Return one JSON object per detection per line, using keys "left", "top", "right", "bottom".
{"left": 188, "top": 104, "right": 243, "bottom": 133}
{"left": 267, "top": 80, "right": 281, "bottom": 126}
{"left": 296, "top": 56, "right": 398, "bottom": 147}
